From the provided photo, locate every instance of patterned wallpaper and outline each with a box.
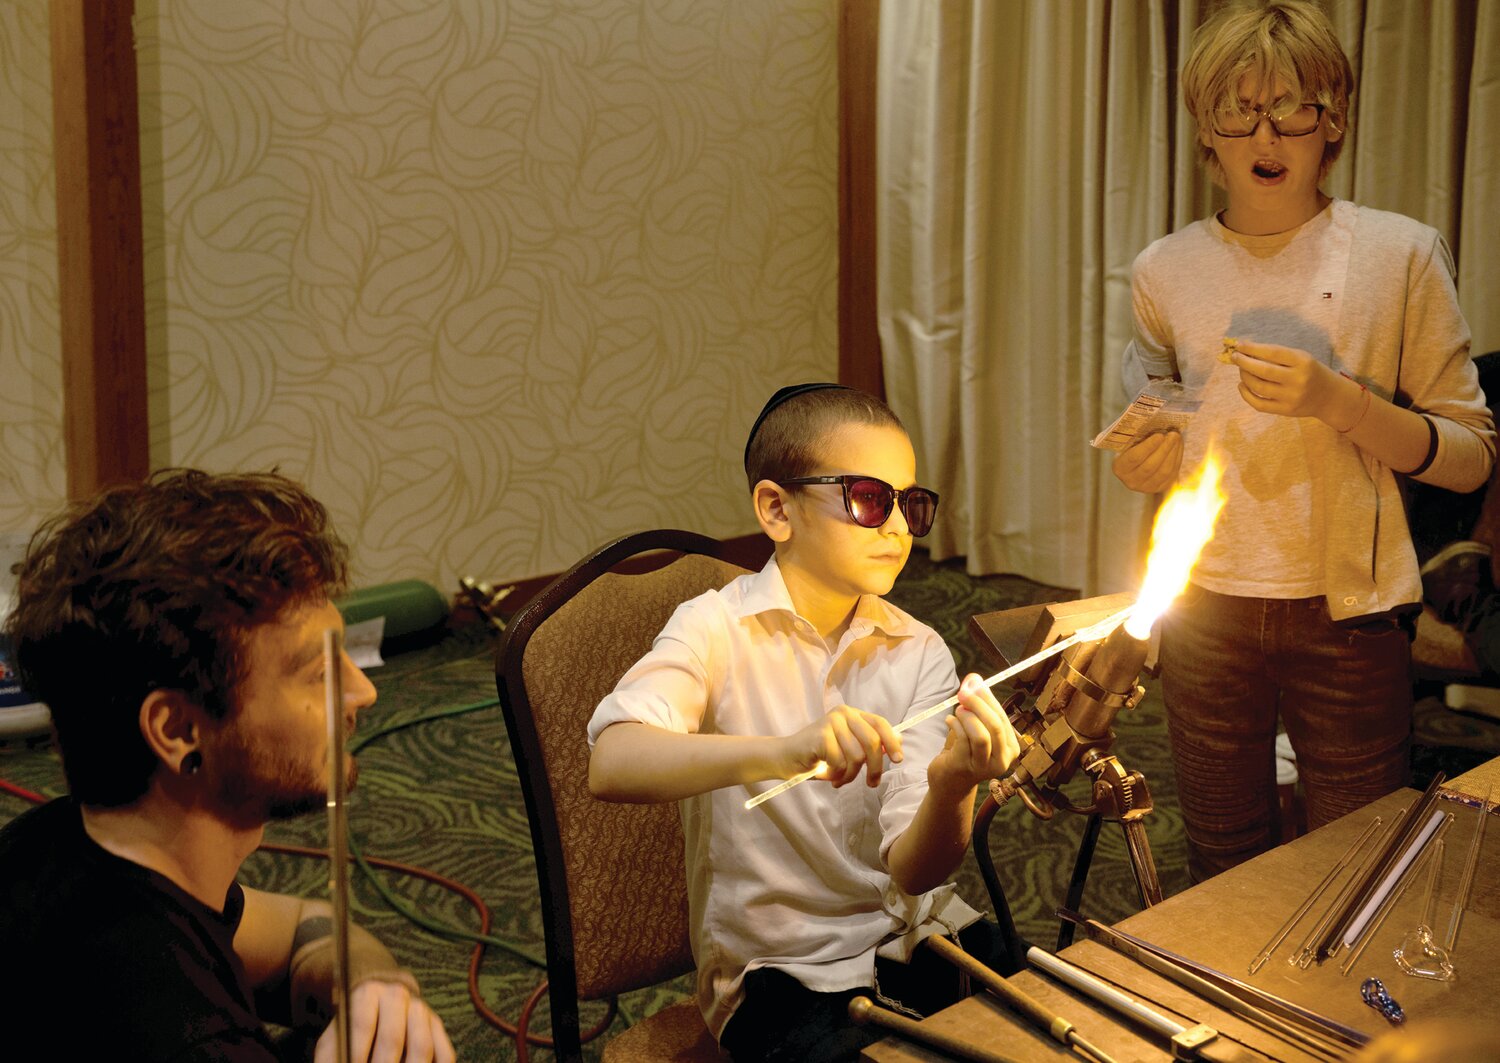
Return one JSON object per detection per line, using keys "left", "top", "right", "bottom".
{"left": 0, "top": 4, "right": 65, "bottom": 533}
{"left": 128, "top": 1, "right": 835, "bottom": 591}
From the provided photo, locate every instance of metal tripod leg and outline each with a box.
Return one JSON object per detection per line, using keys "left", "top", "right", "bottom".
{"left": 976, "top": 763, "right": 1164, "bottom": 966}
{"left": 1120, "top": 818, "right": 1164, "bottom": 907}
{"left": 1057, "top": 813, "right": 1103, "bottom": 950}
{"left": 973, "top": 794, "right": 1028, "bottom": 974}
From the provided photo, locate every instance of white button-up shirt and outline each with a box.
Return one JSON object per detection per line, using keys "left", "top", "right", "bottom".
{"left": 588, "top": 557, "right": 978, "bottom": 1037}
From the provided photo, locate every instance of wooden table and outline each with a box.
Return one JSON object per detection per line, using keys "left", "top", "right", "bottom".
{"left": 866, "top": 603, "right": 1500, "bottom": 1062}
{"left": 864, "top": 780, "right": 1498, "bottom": 1061}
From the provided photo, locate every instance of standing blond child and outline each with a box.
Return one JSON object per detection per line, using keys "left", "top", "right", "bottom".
{"left": 1113, "top": 0, "right": 1493, "bottom": 880}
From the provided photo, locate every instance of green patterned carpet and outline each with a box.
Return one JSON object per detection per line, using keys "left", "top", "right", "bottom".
{"left": 3, "top": 548, "right": 1497, "bottom": 1060}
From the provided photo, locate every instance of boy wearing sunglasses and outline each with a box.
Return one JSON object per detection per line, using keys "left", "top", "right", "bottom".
{"left": 1112, "top": 0, "right": 1492, "bottom": 882}
{"left": 588, "top": 383, "right": 1020, "bottom": 1062}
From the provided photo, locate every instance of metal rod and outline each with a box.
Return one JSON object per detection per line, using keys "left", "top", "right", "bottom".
{"left": 1061, "top": 910, "right": 1369, "bottom": 1050}
{"left": 971, "top": 795, "right": 1028, "bottom": 973}
{"left": 925, "top": 935, "right": 1118, "bottom": 1063}
{"left": 323, "top": 629, "right": 353, "bottom": 1063}
{"left": 1119, "top": 818, "right": 1164, "bottom": 907}
{"left": 744, "top": 607, "right": 1133, "bottom": 810}
{"left": 847, "top": 996, "right": 1026, "bottom": 1063}
{"left": 1065, "top": 914, "right": 1351, "bottom": 1060}
{"left": 1443, "top": 784, "right": 1491, "bottom": 952}
{"left": 1250, "top": 815, "right": 1382, "bottom": 975}
{"left": 1058, "top": 813, "right": 1104, "bottom": 951}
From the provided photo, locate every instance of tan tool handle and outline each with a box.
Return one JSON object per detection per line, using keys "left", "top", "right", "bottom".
{"left": 926, "top": 935, "right": 1073, "bottom": 1044}
{"left": 848, "top": 996, "right": 1023, "bottom": 1063}
{"left": 925, "top": 936, "right": 1118, "bottom": 1063}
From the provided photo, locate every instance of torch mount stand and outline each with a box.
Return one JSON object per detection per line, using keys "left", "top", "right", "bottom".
{"left": 967, "top": 594, "right": 1164, "bottom": 973}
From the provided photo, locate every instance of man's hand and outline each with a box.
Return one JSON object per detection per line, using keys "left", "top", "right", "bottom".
{"left": 1228, "top": 339, "right": 1361, "bottom": 426}
{"left": 781, "top": 705, "right": 904, "bottom": 788}
{"left": 927, "top": 674, "right": 1020, "bottom": 797}
{"left": 314, "top": 978, "right": 455, "bottom": 1063}
{"left": 1112, "top": 431, "right": 1182, "bottom": 493}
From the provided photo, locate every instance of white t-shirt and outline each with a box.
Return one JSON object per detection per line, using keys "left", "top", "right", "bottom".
{"left": 587, "top": 556, "right": 978, "bottom": 1038}
{"left": 1124, "top": 200, "right": 1494, "bottom": 616}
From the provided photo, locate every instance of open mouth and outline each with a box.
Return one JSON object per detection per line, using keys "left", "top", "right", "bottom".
{"left": 1252, "top": 159, "right": 1286, "bottom": 181}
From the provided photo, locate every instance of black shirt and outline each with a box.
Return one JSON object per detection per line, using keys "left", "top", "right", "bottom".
{"left": 0, "top": 797, "right": 282, "bottom": 1061}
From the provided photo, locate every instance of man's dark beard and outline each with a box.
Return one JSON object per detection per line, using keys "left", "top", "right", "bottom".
{"left": 265, "top": 757, "right": 359, "bottom": 821}
{"left": 214, "top": 741, "right": 359, "bottom": 824}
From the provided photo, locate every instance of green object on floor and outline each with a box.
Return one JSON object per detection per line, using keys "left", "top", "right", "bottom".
{"left": 336, "top": 580, "right": 448, "bottom": 642}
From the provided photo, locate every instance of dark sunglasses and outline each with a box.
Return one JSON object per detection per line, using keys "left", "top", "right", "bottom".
{"left": 778, "top": 475, "right": 940, "bottom": 537}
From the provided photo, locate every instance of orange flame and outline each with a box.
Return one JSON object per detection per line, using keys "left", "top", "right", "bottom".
{"left": 1125, "top": 452, "right": 1226, "bottom": 640}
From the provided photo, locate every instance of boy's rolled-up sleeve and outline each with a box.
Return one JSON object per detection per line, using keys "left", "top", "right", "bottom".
{"left": 876, "top": 632, "right": 961, "bottom": 864}
{"left": 586, "top": 599, "right": 714, "bottom": 748}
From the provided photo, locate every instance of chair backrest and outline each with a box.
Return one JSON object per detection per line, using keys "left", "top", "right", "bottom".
{"left": 496, "top": 530, "right": 751, "bottom": 1056}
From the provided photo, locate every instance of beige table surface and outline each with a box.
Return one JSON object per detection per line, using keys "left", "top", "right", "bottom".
{"left": 1450, "top": 755, "right": 1500, "bottom": 800}
{"left": 864, "top": 774, "right": 1500, "bottom": 1063}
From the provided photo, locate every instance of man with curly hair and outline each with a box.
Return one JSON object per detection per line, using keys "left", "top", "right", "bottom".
{"left": 0, "top": 469, "right": 453, "bottom": 1062}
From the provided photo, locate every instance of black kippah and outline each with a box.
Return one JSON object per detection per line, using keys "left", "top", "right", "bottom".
{"left": 743, "top": 382, "right": 852, "bottom": 472}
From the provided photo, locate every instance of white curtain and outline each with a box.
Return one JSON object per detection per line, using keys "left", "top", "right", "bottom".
{"left": 879, "top": 0, "right": 1500, "bottom": 595}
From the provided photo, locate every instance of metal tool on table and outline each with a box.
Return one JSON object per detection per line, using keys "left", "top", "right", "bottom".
{"left": 1026, "top": 946, "right": 1244, "bottom": 1062}
{"left": 1060, "top": 911, "right": 1363, "bottom": 1060}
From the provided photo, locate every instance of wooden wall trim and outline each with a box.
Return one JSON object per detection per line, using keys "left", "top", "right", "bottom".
{"left": 838, "top": 0, "right": 884, "bottom": 399}
{"left": 50, "top": 0, "right": 150, "bottom": 498}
